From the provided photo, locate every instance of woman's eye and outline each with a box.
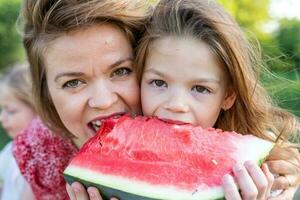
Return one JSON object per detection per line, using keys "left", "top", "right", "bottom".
{"left": 149, "top": 80, "right": 167, "bottom": 88}
{"left": 112, "top": 67, "right": 132, "bottom": 77}
{"left": 192, "top": 85, "right": 210, "bottom": 94}
{"left": 62, "top": 79, "right": 84, "bottom": 89}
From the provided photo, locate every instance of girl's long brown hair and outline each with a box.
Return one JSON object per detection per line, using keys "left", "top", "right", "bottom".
{"left": 136, "top": 0, "right": 300, "bottom": 184}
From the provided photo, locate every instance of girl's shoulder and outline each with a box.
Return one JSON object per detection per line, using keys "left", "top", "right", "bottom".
{"left": 12, "top": 117, "right": 78, "bottom": 199}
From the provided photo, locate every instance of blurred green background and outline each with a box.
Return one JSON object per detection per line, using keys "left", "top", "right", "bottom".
{"left": 0, "top": 0, "right": 299, "bottom": 150}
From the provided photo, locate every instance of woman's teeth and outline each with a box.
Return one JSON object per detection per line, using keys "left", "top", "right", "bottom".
{"left": 90, "top": 114, "right": 124, "bottom": 132}
{"left": 91, "top": 120, "right": 102, "bottom": 132}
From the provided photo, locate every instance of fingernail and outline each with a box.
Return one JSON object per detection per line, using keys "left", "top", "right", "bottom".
{"left": 222, "top": 174, "right": 232, "bottom": 184}
{"left": 72, "top": 184, "right": 80, "bottom": 193}
{"left": 233, "top": 163, "right": 243, "bottom": 171}
{"left": 244, "top": 160, "right": 254, "bottom": 167}
{"left": 89, "top": 192, "right": 95, "bottom": 198}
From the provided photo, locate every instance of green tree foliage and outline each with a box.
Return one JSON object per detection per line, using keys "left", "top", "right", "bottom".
{"left": 218, "top": 0, "right": 270, "bottom": 37}
{"left": 0, "top": 0, "right": 24, "bottom": 70}
{"left": 276, "top": 19, "right": 300, "bottom": 75}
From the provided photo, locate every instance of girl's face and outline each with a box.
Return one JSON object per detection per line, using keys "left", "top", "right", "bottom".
{"left": 45, "top": 24, "right": 141, "bottom": 147}
{"left": 0, "top": 88, "right": 36, "bottom": 138}
{"left": 141, "top": 36, "right": 236, "bottom": 127}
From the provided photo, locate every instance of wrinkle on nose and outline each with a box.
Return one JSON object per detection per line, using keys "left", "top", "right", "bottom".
{"left": 88, "top": 81, "right": 118, "bottom": 109}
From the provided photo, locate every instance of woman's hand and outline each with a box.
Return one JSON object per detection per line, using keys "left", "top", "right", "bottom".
{"left": 222, "top": 161, "right": 274, "bottom": 200}
{"left": 66, "top": 182, "right": 119, "bottom": 200}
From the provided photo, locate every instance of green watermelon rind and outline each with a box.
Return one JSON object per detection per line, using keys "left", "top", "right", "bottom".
{"left": 64, "top": 141, "right": 273, "bottom": 200}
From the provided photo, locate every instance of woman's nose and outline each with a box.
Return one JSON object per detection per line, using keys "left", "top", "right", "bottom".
{"left": 88, "top": 81, "right": 118, "bottom": 110}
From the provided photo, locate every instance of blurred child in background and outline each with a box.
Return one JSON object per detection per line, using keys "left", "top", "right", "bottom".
{"left": 0, "top": 63, "right": 36, "bottom": 200}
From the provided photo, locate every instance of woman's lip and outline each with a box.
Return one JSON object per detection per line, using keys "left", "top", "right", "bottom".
{"left": 90, "top": 112, "right": 126, "bottom": 122}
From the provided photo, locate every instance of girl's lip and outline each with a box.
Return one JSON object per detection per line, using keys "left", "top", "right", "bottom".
{"left": 159, "top": 118, "right": 190, "bottom": 125}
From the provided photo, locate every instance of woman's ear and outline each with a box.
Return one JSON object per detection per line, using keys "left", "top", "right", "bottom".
{"left": 222, "top": 88, "right": 236, "bottom": 111}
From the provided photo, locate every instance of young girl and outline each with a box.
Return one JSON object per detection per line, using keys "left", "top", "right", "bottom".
{"left": 135, "top": 0, "right": 300, "bottom": 199}
{"left": 0, "top": 64, "right": 36, "bottom": 200}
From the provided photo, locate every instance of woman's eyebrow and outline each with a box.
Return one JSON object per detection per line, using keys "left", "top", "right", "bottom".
{"left": 55, "top": 72, "right": 84, "bottom": 82}
{"left": 108, "top": 57, "right": 133, "bottom": 70}
{"left": 54, "top": 57, "right": 134, "bottom": 82}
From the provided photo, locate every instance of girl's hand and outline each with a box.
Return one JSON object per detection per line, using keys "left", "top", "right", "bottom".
{"left": 222, "top": 161, "right": 274, "bottom": 200}
{"left": 66, "top": 182, "right": 119, "bottom": 200}
{"left": 265, "top": 158, "right": 299, "bottom": 200}
{"left": 266, "top": 159, "right": 299, "bottom": 190}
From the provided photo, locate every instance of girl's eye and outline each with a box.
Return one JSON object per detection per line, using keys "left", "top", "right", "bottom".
{"left": 149, "top": 80, "right": 167, "bottom": 88}
{"left": 62, "top": 79, "right": 85, "bottom": 89}
{"left": 192, "top": 85, "right": 210, "bottom": 94}
{"left": 111, "top": 67, "right": 132, "bottom": 77}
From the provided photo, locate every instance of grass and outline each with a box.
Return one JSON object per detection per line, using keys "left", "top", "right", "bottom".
{"left": 0, "top": 125, "right": 10, "bottom": 150}
{"left": 262, "top": 70, "right": 300, "bottom": 117}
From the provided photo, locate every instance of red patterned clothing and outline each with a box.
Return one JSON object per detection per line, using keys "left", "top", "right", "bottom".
{"left": 13, "top": 118, "right": 78, "bottom": 200}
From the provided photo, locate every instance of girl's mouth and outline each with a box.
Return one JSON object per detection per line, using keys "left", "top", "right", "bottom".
{"left": 159, "top": 118, "right": 190, "bottom": 125}
{"left": 88, "top": 112, "right": 125, "bottom": 133}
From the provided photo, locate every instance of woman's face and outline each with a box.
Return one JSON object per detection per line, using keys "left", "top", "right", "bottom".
{"left": 0, "top": 88, "right": 36, "bottom": 138}
{"left": 45, "top": 24, "right": 141, "bottom": 147}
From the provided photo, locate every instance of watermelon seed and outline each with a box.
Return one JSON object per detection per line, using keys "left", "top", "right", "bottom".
{"left": 212, "top": 159, "right": 218, "bottom": 165}
{"left": 192, "top": 189, "right": 198, "bottom": 195}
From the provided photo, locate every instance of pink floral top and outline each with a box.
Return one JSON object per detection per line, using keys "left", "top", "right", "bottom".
{"left": 13, "top": 118, "right": 78, "bottom": 200}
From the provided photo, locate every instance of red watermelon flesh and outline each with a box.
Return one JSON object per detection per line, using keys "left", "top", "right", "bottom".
{"left": 64, "top": 115, "right": 274, "bottom": 200}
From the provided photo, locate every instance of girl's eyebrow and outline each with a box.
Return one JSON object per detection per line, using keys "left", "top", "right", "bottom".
{"left": 54, "top": 57, "right": 133, "bottom": 82}
{"left": 143, "top": 68, "right": 166, "bottom": 78}
{"left": 144, "top": 68, "right": 220, "bottom": 84}
{"left": 194, "top": 78, "right": 220, "bottom": 84}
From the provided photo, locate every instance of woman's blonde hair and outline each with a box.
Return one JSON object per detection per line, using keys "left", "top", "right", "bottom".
{"left": 21, "top": 0, "right": 151, "bottom": 137}
{"left": 136, "top": 0, "right": 299, "bottom": 143}
{"left": 0, "top": 63, "right": 35, "bottom": 111}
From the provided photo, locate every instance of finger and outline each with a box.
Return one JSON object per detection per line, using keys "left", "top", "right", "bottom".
{"left": 233, "top": 163, "right": 258, "bottom": 200}
{"left": 87, "top": 187, "right": 103, "bottom": 200}
{"left": 244, "top": 161, "right": 269, "bottom": 200}
{"left": 272, "top": 175, "right": 295, "bottom": 190}
{"left": 66, "top": 183, "right": 77, "bottom": 200}
{"left": 222, "top": 174, "right": 241, "bottom": 200}
{"left": 261, "top": 163, "right": 274, "bottom": 199}
{"left": 71, "top": 182, "right": 89, "bottom": 200}
{"left": 268, "top": 187, "right": 298, "bottom": 200}
{"left": 265, "top": 160, "right": 298, "bottom": 175}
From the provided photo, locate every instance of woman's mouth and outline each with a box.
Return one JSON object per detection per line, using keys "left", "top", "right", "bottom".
{"left": 88, "top": 113, "right": 126, "bottom": 133}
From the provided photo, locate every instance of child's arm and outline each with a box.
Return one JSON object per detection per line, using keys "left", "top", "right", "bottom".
{"left": 66, "top": 182, "right": 119, "bottom": 200}
{"left": 222, "top": 161, "right": 274, "bottom": 200}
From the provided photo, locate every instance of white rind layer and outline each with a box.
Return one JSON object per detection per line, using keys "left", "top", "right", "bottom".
{"left": 65, "top": 165, "right": 224, "bottom": 200}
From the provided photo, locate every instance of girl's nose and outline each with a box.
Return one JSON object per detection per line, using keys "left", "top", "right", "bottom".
{"left": 164, "top": 92, "right": 189, "bottom": 113}
{"left": 88, "top": 81, "right": 118, "bottom": 110}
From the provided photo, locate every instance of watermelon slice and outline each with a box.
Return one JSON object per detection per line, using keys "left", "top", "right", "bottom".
{"left": 64, "top": 116, "right": 274, "bottom": 200}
